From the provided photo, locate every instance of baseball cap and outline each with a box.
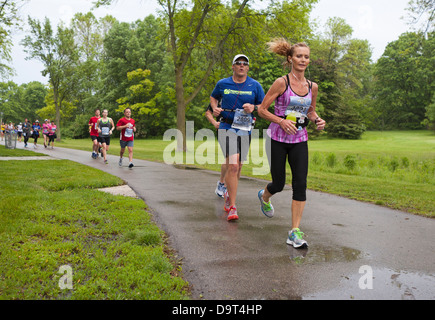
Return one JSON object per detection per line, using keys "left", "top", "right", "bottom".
{"left": 232, "top": 54, "right": 249, "bottom": 65}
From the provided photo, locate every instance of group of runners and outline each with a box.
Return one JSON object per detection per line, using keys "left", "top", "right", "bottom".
{"left": 3, "top": 39, "right": 323, "bottom": 249}
{"left": 88, "top": 108, "right": 136, "bottom": 168}
{"left": 207, "top": 40, "right": 326, "bottom": 248}
{"left": 1, "top": 119, "right": 57, "bottom": 149}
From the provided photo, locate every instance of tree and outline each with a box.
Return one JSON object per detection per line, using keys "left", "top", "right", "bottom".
{"left": 374, "top": 32, "right": 433, "bottom": 130}
{"left": 0, "top": 0, "right": 26, "bottom": 78}
{"left": 406, "top": 0, "right": 435, "bottom": 34}
{"left": 96, "top": 0, "right": 318, "bottom": 150}
{"left": 116, "top": 68, "right": 157, "bottom": 137}
{"left": 71, "top": 13, "right": 116, "bottom": 115}
{"left": 310, "top": 17, "right": 367, "bottom": 138}
{"left": 21, "top": 17, "right": 79, "bottom": 140}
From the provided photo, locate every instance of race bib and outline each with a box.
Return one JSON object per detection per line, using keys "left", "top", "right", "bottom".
{"left": 102, "top": 127, "right": 110, "bottom": 135}
{"left": 285, "top": 110, "right": 309, "bottom": 131}
{"left": 231, "top": 109, "right": 252, "bottom": 132}
{"left": 125, "top": 128, "right": 133, "bottom": 138}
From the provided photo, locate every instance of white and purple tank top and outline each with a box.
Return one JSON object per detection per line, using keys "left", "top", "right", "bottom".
{"left": 267, "top": 75, "right": 312, "bottom": 144}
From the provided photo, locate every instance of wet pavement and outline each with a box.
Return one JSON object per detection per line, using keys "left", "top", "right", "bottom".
{"left": 4, "top": 142, "right": 435, "bottom": 300}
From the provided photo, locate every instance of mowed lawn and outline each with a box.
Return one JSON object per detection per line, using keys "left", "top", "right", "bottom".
{"left": 57, "top": 130, "right": 434, "bottom": 217}
{"left": 0, "top": 147, "right": 189, "bottom": 300}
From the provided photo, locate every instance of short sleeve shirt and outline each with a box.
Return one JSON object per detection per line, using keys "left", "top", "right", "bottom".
{"left": 211, "top": 76, "right": 265, "bottom": 135}
{"left": 116, "top": 118, "right": 135, "bottom": 141}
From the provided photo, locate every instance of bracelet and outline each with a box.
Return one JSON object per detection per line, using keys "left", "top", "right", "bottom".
{"left": 279, "top": 118, "right": 284, "bottom": 125}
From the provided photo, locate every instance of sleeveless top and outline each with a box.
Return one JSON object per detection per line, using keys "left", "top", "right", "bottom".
{"left": 267, "top": 75, "right": 312, "bottom": 144}
{"left": 99, "top": 118, "right": 112, "bottom": 137}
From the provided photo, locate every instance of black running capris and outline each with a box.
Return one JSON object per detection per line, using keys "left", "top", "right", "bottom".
{"left": 266, "top": 137, "right": 308, "bottom": 201}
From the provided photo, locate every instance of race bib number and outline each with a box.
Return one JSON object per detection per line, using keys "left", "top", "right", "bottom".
{"left": 102, "top": 127, "right": 110, "bottom": 135}
{"left": 231, "top": 109, "right": 252, "bottom": 132}
{"left": 125, "top": 128, "right": 133, "bottom": 138}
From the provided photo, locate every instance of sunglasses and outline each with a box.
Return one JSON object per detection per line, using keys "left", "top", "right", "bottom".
{"left": 234, "top": 61, "right": 249, "bottom": 66}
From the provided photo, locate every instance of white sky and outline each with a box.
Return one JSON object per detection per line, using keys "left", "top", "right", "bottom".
{"left": 9, "top": 0, "right": 412, "bottom": 85}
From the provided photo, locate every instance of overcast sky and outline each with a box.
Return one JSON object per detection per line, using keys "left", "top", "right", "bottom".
{"left": 9, "top": 0, "right": 412, "bottom": 85}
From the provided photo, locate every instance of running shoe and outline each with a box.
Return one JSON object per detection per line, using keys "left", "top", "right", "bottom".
{"left": 227, "top": 206, "right": 239, "bottom": 222}
{"left": 258, "top": 189, "right": 274, "bottom": 218}
{"left": 118, "top": 158, "right": 123, "bottom": 167}
{"left": 128, "top": 162, "right": 134, "bottom": 168}
{"left": 215, "top": 181, "right": 226, "bottom": 198}
{"left": 286, "top": 228, "right": 308, "bottom": 249}
{"left": 223, "top": 191, "right": 231, "bottom": 212}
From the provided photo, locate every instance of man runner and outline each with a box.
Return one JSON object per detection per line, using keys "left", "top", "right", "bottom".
{"left": 210, "top": 54, "right": 265, "bottom": 221}
{"left": 116, "top": 108, "right": 136, "bottom": 168}
{"left": 89, "top": 109, "right": 101, "bottom": 159}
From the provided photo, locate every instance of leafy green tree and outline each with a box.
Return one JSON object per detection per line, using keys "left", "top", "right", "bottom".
{"left": 22, "top": 17, "right": 79, "bottom": 140}
{"left": 310, "top": 17, "right": 368, "bottom": 138}
{"left": 0, "top": 81, "right": 21, "bottom": 122}
{"left": 374, "top": 32, "right": 433, "bottom": 130}
{"left": 0, "top": 0, "right": 25, "bottom": 78}
{"left": 71, "top": 13, "right": 115, "bottom": 115}
{"left": 422, "top": 94, "right": 435, "bottom": 131}
{"left": 20, "top": 81, "right": 47, "bottom": 121}
{"left": 96, "top": 0, "right": 318, "bottom": 150}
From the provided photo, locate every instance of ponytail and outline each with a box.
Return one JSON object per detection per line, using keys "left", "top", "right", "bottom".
{"left": 267, "top": 38, "right": 310, "bottom": 68}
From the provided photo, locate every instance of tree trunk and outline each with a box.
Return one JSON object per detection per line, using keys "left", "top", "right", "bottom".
{"left": 53, "top": 89, "right": 61, "bottom": 141}
{"left": 175, "top": 66, "right": 186, "bottom": 152}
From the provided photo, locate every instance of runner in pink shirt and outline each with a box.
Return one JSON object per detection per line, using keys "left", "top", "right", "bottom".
{"left": 42, "top": 119, "right": 50, "bottom": 148}
{"left": 257, "top": 39, "right": 325, "bottom": 249}
{"left": 48, "top": 120, "right": 57, "bottom": 149}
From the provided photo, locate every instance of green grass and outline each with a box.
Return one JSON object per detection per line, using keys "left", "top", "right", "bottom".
{"left": 56, "top": 130, "right": 435, "bottom": 217}
{"left": 0, "top": 159, "right": 189, "bottom": 300}
{"left": 0, "top": 145, "right": 46, "bottom": 157}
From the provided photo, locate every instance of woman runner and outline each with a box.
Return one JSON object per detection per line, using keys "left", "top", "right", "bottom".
{"left": 257, "top": 39, "right": 326, "bottom": 248}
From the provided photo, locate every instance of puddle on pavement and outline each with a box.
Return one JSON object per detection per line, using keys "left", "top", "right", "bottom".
{"left": 173, "top": 164, "right": 200, "bottom": 170}
{"left": 287, "top": 245, "right": 363, "bottom": 265}
{"left": 304, "top": 267, "right": 435, "bottom": 300}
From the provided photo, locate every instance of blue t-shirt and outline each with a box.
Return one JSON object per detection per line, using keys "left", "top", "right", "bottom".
{"left": 32, "top": 125, "right": 41, "bottom": 136}
{"left": 211, "top": 76, "right": 265, "bottom": 135}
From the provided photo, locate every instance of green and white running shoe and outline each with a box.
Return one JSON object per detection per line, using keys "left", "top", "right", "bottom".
{"left": 258, "top": 189, "right": 274, "bottom": 218}
{"left": 215, "top": 181, "right": 227, "bottom": 198}
{"left": 286, "top": 228, "right": 308, "bottom": 248}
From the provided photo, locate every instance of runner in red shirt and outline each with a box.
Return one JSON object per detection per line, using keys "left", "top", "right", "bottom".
{"left": 88, "top": 109, "right": 101, "bottom": 159}
{"left": 116, "top": 108, "right": 136, "bottom": 168}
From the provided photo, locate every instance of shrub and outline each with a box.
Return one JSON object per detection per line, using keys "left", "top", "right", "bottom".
{"left": 326, "top": 152, "right": 337, "bottom": 168}
{"left": 344, "top": 155, "right": 357, "bottom": 171}
{"left": 388, "top": 158, "right": 399, "bottom": 172}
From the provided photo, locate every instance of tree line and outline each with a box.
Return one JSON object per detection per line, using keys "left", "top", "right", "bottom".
{"left": 1, "top": 0, "right": 434, "bottom": 147}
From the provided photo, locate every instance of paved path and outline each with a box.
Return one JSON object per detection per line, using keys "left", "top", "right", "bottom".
{"left": 3, "top": 142, "right": 435, "bottom": 300}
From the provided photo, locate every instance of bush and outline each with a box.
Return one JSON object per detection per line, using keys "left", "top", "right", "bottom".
{"left": 344, "top": 154, "right": 357, "bottom": 171}
{"left": 326, "top": 152, "right": 337, "bottom": 168}
{"left": 388, "top": 158, "right": 399, "bottom": 172}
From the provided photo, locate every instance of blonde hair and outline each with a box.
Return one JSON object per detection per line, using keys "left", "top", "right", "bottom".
{"left": 267, "top": 38, "right": 309, "bottom": 68}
